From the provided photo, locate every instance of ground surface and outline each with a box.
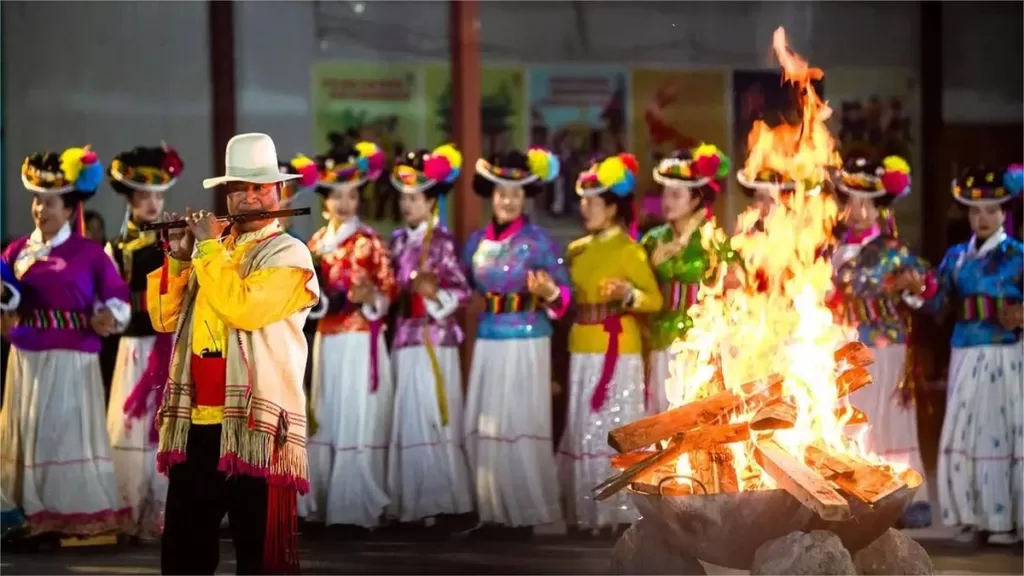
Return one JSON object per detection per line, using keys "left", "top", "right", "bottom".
{"left": 2, "top": 531, "right": 1021, "bottom": 575}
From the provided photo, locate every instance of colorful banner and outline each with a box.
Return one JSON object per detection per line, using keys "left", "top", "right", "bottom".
{"left": 423, "top": 64, "right": 526, "bottom": 155}
{"left": 631, "top": 70, "right": 728, "bottom": 223}
{"left": 310, "top": 62, "right": 424, "bottom": 233}
{"left": 730, "top": 71, "right": 824, "bottom": 225}
{"left": 527, "top": 67, "right": 628, "bottom": 226}
{"left": 825, "top": 68, "right": 922, "bottom": 248}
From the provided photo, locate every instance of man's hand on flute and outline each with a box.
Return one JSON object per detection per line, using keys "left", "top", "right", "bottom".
{"left": 164, "top": 211, "right": 196, "bottom": 261}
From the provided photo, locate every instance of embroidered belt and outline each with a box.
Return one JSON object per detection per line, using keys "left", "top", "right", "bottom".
{"left": 130, "top": 290, "right": 148, "bottom": 313}
{"left": 959, "top": 295, "right": 1021, "bottom": 322}
{"left": 18, "top": 309, "right": 90, "bottom": 330}
{"left": 844, "top": 297, "right": 902, "bottom": 325}
{"left": 484, "top": 292, "right": 541, "bottom": 314}
{"left": 576, "top": 303, "right": 628, "bottom": 414}
{"left": 661, "top": 281, "right": 700, "bottom": 312}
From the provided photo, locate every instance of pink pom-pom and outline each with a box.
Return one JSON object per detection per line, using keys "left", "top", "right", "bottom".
{"left": 423, "top": 155, "right": 452, "bottom": 182}
{"left": 162, "top": 149, "right": 184, "bottom": 176}
{"left": 694, "top": 154, "right": 721, "bottom": 179}
{"left": 81, "top": 150, "right": 98, "bottom": 165}
{"left": 882, "top": 171, "right": 910, "bottom": 196}
{"left": 297, "top": 163, "right": 318, "bottom": 187}
{"left": 367, "top": 150, "right": 386, "bottom": 174}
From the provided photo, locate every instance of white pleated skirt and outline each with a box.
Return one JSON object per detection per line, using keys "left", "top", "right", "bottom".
{"left": 846, "top": 344, "right": 929, "bottom": 504}
{"left": 938, "top": 342, "right": 1024, "bottom": 534}
{"left": 464, "top": 337, "right": 561, "bottom": 527}
{"left": 387, "top": 345, "right": 473, "bottom": 522}
{"left": 300, "top": 331, "right": 393, "bottom": 527}
{"left": 1, "top": 348, "right": 128, "bottom": 536}
{"left": 106, "top": 335, "right": 167, "bottom": 537}
{"left": 557, "top": 352, "right": 646, "bottom": 530}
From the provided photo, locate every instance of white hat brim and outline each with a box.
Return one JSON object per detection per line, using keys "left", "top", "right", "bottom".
{"left": 203, "top": 172, "right": 301, "bottom": 189}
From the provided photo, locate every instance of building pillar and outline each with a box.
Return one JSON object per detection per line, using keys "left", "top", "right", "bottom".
{"left": 209, "top": 0, "right": 237, "bottom": 214}
{"left": 449, "top": 0, "right": 483, "bottom": 386}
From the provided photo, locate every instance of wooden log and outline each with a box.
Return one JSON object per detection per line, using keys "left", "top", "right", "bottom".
{"left": 754, "top": 438, "right": 852, "bottom": 521}
{"left": 837, "top": 406, "right": 868, "bottom": 426}
{"left": 804, "top": 445, "right": 856, "bottom": 479}
{"left": 594, "top": 422, "right": 752, "bottom": 501}
{"left": 607, "top": 374, "right": 784, "bottom": 453}
{"left": 836, "top": 366, "right": 873, "bottom": 398}
{"left": 834, "top": 341, "right": 874, "bottom": 368}
{"left": 610, "top": 452, "right": 653, "bottom": 470}
{"left": 803, "top": 446, "right": 907, "bottom": 504}
{"left": 750, "top": 400, "right": 798, "bottom": 431}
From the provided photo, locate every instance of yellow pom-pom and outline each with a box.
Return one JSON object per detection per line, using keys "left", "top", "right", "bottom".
{"left": 693, "top": 143, "right": 719, "bottom": 159}
{"left": 290, "top": 154, "right": 314, "bottom": 170}
{"left": 354, "top": 141, "right": 379, "bottom": 158}
{"left": 60, "top": 147, "right": 87, "bottom": 184}
{"left": 883, "top": 155, "right": 910, "bottom": 175}
{"left": 432, "top": 144, "right": 463, "bottom": 170}
{"left": 527, "top": 148, "right": 550, "bottom": 179}
{"left": 596, "top": 156, "right": 626, "bottom": 187}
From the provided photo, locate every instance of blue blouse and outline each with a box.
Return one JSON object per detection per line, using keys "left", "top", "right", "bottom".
{"left": 926, "top": 232, "right": 1023, "bottom": 348}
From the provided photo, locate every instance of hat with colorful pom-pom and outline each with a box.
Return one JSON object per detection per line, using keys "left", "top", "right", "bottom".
{"left": 473, "top": 147, "right": 560, "bottom": 197}
{"left": 653, "top": 143, "right": 731, "bottom": 192}
{"left": 22, "top": 146, "right": 105, "bottom": 198}
{"left": 952, "top": 164, "right": 1023, "bottom": 206}
{"left": 575, "top": 153, "right": 640, "bottom": 197}
{"left": 108, "top": 142, "right": 184, "bottom": 195}
{"left": 835, "top": 154, "right": 911, "bottom": 205}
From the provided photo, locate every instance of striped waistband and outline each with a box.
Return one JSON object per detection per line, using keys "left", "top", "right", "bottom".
{"left": 661, "top": 281, "right": 700, "bottom": 312}
{"left": 576, "top": 302, "right": 624, "bottom": 324}
{"left": 484, "top": 292, "right": 541, "bottom": 314}
{"left": 130, "top": 290, "right": 148, "bottom": 313}
{"left": 844, "top": 297, "right": 902, "bottom": 325}
{"left": 18, "top": 309, "right": 90, "bottom": 331}
{"left": 959, "top": 295, "right": 1021, "bottom": 322}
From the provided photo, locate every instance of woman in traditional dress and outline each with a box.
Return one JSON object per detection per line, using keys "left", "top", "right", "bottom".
{"left": 299, "top": 142, "right": 398, "bottom": 532}
{"left": 829, "top": 154, "right": 935, "bottom": 528}
{"left": 557, "top": 153, "right": 663, "bottom": 534}
{"left": 929, "top": 164, "right": 1023, "bottom": 546}
{"left": 1, "top": 147, "right": 131, "bottom": 540}
{"left": 642, "top": 144, "right": 735, "bottom": 413}
{"left": 386, "top": 145, "right": 474, "bottom": 530}
{"left": 461, "top": 148, "right": 567, "bottom": 538}
{"left": 104, "top": 144, "right": 184, "bottom": 542}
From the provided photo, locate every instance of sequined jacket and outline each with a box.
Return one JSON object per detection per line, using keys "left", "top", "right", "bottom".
{"left": 925, "top": 230, "right": 1023, "bottom": 348}
{"left": 831, "top": 230, "right": 932, "bottom": 346}
{"left": 462, "top": 217, "right": 570, "bottom": 340}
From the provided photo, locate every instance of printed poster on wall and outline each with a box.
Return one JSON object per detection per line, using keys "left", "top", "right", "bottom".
{"left": 310, "top": 62, "right": 424, "bottom": 233}
{"left": 731, "top": 70, "right": 824, "bottom": 229}
{"left": 631, "top": 70, "right": 728, "bottom": 225}
{"left": 423, "top": 64, "right": 526, "bottom": 155}
{"left": 527, "top": 67, "right": 628, "bottom": 232}
{"left": 825, "top": 68, "right": 922, "bottom": 249}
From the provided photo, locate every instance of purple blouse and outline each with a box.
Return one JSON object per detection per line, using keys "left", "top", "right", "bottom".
{"left": 389, "top": 223, "right": 471, "bottom": 349}
{"left": 3, "top": 233, "right": 130, "bottom": 354}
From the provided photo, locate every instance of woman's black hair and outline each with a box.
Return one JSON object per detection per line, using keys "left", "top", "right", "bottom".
{"left": 108, "top": 146, "right": 169, "bottom": 196}
{"left": 597, "top": 190, "right": 635, "bottom": 231}
{"left": 395, "top": 149, "right": 453, "bottom": 199}
{"left": 472, "top": 150, "right": 543, "bottom": 198}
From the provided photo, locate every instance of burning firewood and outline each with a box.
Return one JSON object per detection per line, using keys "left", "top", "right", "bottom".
{"left": 750, "top": 400, "right": 797, "bottom": 431}
{"left": 803, "top": 446, "right": 907, "bottom": 504}
{"left": 754, "top": 438, "right": 852, "bottom": 521}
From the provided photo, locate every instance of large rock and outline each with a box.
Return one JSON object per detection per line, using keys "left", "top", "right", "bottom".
{"left": 608, "top": 518, "right": 707, "bottom": 575}
{"left": 853, "top": 528, "right": 934, "bottom": 575}
{"left": 751, "top": 530, "right": 856, "bottom": 575}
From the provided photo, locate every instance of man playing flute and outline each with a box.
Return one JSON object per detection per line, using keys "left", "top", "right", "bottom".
{"left": 146, "top": 133, "right": 319, "bottom": 574}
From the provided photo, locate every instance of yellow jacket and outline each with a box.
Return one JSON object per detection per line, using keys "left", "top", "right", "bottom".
{"left": 568, "top": 227, "right": 662, "bottom": 355}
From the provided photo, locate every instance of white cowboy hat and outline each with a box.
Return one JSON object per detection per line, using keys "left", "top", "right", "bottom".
{"left": 203, "top": 133, "right": 302, "bottom": 189}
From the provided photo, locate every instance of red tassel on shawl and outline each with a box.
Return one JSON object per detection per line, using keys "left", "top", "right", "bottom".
{"left": 263, "top": 482, "right": 301, "bottom": 574}
{"left": 123, "top": 333, "right": 174, "bottom": 443}
{"left": 159, "top": 257, "right": 170, "bottom": 294}
{"left": 77, "top": 205, "right": 87, "bottom": 237}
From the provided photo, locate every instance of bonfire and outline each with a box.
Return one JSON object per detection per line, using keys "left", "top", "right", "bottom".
{"left": 594, "top": 27, "right": 918, "bottom": 523}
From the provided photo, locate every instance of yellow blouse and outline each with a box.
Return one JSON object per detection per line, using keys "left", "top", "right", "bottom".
{"left": 147, "top": 227, "right": 317, "bottom": 424}
{"left": 568, "top": 226, "right": 662, "bottom": 355}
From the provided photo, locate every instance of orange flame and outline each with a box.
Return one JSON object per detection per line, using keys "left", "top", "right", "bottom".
{"left": 665, "top": 28, "right": 898, "bottom": 491}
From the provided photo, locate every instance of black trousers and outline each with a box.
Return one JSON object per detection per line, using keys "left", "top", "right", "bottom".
{"left": 161, "top": 424, "right": 268, "bottom": 575}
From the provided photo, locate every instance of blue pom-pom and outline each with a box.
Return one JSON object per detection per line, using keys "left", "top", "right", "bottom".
{"left": 611, "top": 171, "right": 636, "bottom": 196}
{"left": 445, "top": 167, "right": 461, "bottom": 184}
{"left": 1003, "top": 166, "right": 1024, "bottom": 196}
{"left": 545, "top": 155, "right": 561, "bottom": 183}
{"left": 76, "top": 162, "right": 104, "bottom": 194}
{"left": 356, "top": 156, "right": 370, "bottom": 173}
{"left": 1, "top": 261, "right": 19, "bottom": 290}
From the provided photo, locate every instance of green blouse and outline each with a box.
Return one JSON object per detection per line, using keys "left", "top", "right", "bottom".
{"left": 640, "top": 223, "right": 737, "bottom": 351}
